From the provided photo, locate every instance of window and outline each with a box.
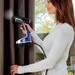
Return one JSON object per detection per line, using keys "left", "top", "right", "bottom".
{"left": 35, "top": 0, "right": 75, "bottom": 33}
{"left": 72, "top": 0, "right": 75, "bottom": 17}
{"left": 35, "top": 0, "right": 56, "bottom": 33}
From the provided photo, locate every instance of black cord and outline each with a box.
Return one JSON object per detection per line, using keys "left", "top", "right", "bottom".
{"left": 33, "top": 42, "right": 46, "bottom": 58}
{"left": 32, "top": 42, "right": 48, "bottom": 75}
{"left": 17, "top": 41, "right": 48, "bottom": 75}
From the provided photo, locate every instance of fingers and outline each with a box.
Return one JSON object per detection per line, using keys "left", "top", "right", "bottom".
{"left": 10, "top": 65, "right": 17, "bottom": 69}
{"left": 25, "top": 23, "right": 29, "bottom": 26}
{"left": 10, "top": 69, "right": 16, "bottom": 75}
{"left": 19, "top": 25, "right": 24, "bottom": 30}
{"left": 19, "top": 23, "right": 33, "bottom": 33}
{"left": 19, "top": 25, "right": 26, "bottom": 34}
{"left": 19, "top": 23, "right": 29, "bottom": 29}
{"left": 10, "top": 65, "right": 18, "bottom": 75}
{"left": 24, "top": 23, "right": 33, "bottom": 32}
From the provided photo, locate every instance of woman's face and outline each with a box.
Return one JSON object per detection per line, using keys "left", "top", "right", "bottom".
{"left": 45, "top": 0, "right": 56, "bottom": 14}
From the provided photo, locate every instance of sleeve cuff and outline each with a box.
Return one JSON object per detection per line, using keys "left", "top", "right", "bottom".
{"left": 18, "top": 66, "right": 24, "bottom": 74}
{"left": 30, "top": 31, "right": 35, "bottom": 36}
{"left": 18, "top": 66, "right": 30, "bottom": 74}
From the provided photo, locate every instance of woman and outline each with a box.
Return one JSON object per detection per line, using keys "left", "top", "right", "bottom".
{"left": 10, "top": 0, "right": 75, "bottom": 75}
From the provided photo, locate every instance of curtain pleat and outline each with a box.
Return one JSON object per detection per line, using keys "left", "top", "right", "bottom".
{"left": 9, "top": 0, "right": 15, "bottom": 65}
{"left": 4, "top": 0, "right": 10, "bottom": 75}
{"left": 17, "top": 0, "right": 25, "bottom": 65}
{"left": 28, "top": 0, "right": 35, "bottom": 64}
{"left": 0, "top": 0, "right": 4, "bottom": 75}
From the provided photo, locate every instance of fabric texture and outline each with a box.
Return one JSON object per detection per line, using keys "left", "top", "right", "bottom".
{"left": 18, "top": 23, "right": 74, "bottom": 75}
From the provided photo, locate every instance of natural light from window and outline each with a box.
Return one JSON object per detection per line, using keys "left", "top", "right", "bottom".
{"left": 35, "top": 0, "right": 75, "bottom": 33}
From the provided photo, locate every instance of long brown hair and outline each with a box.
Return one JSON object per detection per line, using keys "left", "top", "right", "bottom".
{"left": 50, "top": 0, "right": 75, "bottom": 30}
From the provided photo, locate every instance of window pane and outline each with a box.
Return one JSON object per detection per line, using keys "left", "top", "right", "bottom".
{"left": 72, "top": 0, "right": 75, "bottom": 17}
{"left": 35, "top": 0, "right": 56, "bottom": 33}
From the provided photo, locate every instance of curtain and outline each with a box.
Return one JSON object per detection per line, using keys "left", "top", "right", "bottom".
{"left": 0, "top": 0, "right": 35, "bottom": 75}
{"left": 0, "top": 0, "right": 4, "bottom": 75}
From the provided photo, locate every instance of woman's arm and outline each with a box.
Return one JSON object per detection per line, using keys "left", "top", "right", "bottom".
{"left": 20, "top": 23, "right": 43, "bottom": 53}
{"left": 10, "top": 26, "right": 74, "bottom": 75}
{"left": 17, "top": 28, "right": 74, "bottom": 74}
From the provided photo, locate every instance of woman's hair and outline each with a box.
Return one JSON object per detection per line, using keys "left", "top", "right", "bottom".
{"left": 50, "top": 0, "right": 75, "bottom": 30}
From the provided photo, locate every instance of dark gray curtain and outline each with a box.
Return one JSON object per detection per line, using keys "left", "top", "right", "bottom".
{"left": 0, "top": 0, "right": 4, "bottom": 75}
{"left": 0, "top": 0, "right": 35, "bottom": 75}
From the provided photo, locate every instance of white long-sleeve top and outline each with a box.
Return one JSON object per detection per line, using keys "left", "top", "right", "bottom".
{"left": 18, "top": 23, "right": 74, "bottom": 75}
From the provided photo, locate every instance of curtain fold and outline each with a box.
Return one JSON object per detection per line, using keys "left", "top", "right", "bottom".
{"left": 0, "top": 0, "right": 4, "bottom": 75}
{"left": 28, "top": 0, "right": 35, "bottom": 64}
{"left": 17, "top": 0, "right": 25, "bottom": 65}
{"left": 9, "top": 0, "right": 15, "bottom": 65}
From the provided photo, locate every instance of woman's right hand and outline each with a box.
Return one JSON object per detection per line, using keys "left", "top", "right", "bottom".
{"left": 19, "top": 23, "right": 33, "bottom": 34}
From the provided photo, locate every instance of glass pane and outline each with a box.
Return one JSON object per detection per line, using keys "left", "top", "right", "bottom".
{"left": 72, "top": 0, "right": 75, "bottom": 17}
{"left": 35, "top": 0, "right": 56, "bottom": 33}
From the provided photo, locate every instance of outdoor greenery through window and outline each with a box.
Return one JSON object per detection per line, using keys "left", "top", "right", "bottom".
{"left": 35, "top": 0, "right": 56, "bottom": 33}
{"left": 35, "top": 0, "right": 75, "bottom": 33}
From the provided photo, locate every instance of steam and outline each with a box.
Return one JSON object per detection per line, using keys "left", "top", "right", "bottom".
{"left": 5, "top": 9, "right": 13, "bottom": 20}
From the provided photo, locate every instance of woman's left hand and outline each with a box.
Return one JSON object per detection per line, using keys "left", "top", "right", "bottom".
{"left": 10, "top": 65, "right": 18, "bottom": 75}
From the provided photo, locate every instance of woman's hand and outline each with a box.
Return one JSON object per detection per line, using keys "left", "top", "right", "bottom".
{"left": 10, "top": 65, "right": 18, "bottom": 75}
{"left": 19, "top": 23, "right": 33, "bottom": 34}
